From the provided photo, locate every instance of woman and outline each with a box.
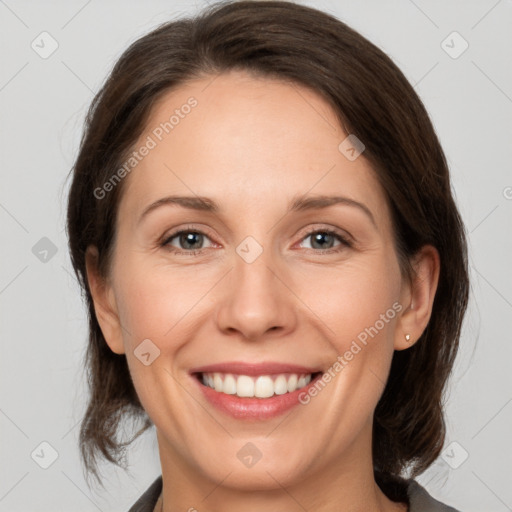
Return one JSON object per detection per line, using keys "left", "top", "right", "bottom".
{"left": 66, "top": 1, "right": 469, "bottom": 510}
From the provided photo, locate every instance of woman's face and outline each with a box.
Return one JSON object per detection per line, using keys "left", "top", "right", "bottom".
{"left": 92, "top": 70, "right": 418, "bottom": 490}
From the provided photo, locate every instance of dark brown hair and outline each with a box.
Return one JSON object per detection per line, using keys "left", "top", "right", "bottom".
{"left": 66, "top": 0, "right": 469, "bottom": 499}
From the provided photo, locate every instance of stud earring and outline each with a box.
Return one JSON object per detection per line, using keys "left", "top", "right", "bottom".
{"left": 405, "top": 334, "right": 411, "bottom": 342}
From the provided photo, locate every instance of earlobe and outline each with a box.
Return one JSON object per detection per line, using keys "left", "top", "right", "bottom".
{"left": 85, "top": 246, "right": 125, "bottom": 355}
{"left": 395, "top": 245, "right": 440, "bottom": 351}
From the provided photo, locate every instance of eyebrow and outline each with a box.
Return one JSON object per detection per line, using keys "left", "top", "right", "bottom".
{"left": 139, "top": 193, "right": 376, "bottom": 227}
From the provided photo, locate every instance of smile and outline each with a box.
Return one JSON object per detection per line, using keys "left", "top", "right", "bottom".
{"left": 190, "top": 362, "right": 324, "bottom": 420}
{"left": 200, "top": 372, "right": 316, "bottom": 398}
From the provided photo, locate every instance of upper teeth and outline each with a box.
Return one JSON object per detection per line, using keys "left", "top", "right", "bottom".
{"left": 202, "top": 372, "right": 313, "bottom": 398}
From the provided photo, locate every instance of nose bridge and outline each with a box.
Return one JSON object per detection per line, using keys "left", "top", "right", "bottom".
{"left": 235, "top": 238, "right": 277, "bottom": 299}
{"left": 215, "top": 234, "right": 296, "bottom": 340}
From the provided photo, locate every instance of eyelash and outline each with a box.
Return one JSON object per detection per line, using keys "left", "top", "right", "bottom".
{"left": 160, "top": 226, "right": 352, "bottom": 256}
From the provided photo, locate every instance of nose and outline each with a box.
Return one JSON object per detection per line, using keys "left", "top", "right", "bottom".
{"left": 215, "top": 246, "right": 298, "bottom": 342}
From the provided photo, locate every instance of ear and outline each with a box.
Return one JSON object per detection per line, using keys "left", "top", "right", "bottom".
{"left": 395, "top": 245, "right": 440, "bottom": 351}
{"left": 85, "top": 246, "right": 125, "bottom": 355}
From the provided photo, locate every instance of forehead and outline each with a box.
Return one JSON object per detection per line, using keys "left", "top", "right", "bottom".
{"left": 118, "top": 70, "right": 390, "bottom": 226}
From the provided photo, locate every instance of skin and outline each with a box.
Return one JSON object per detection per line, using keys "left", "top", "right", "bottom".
{"left": 86, "top": 70, "right": 440, "bottom": 512}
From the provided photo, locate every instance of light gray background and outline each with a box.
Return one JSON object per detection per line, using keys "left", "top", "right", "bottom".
{"left": 1, "top": 1, "right": 511, "bottom": 511}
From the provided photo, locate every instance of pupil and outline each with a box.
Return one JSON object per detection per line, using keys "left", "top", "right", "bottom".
{"left": 312, "top": 232, "right": 333, "bottom": 249}
{"left": 181, "top": 232, "right": 202, "bottom": 250}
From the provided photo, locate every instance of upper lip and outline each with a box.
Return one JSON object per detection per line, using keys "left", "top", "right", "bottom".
{"left": 190, "top": 361, "right": 322, "bottom": 376}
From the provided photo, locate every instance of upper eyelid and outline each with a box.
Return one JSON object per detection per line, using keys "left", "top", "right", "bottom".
{"left": 162, "top": 225, "right": 217, "bottom": 244}
{"left": 300, "top": 225, "right": 353, "bottom": 242}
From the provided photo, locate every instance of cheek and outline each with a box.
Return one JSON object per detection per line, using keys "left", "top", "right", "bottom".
{"left": 294, "top": 255, "right": 403, "bottom": 419}
{"left": 111, "top": 262, "right": 200, "bottom": 431}
{"left": 299, "top": 255, "right": 402, "bottom": 346}
{"left": 112, "top": 257, "right": 206, "bottom": 343}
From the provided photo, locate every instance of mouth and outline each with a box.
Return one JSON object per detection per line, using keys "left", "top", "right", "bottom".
{"left": 189, "top": 362, "right": 324, "bottom": 420}
{"left": 194, "top": 371, "right": 322, "bottom": 398}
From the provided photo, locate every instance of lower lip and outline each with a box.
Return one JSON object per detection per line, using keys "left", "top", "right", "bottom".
{"left": 192, "top": 373, "right": 322, "bottom": 420}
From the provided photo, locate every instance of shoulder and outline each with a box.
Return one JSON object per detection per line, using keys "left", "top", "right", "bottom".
{"left": 407, "top": 479, "right": 461, "bottom": 512}
{"left": 127, "top": 475, "right": 162, "bottom": 512}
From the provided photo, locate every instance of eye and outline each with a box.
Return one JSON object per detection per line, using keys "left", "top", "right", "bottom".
{"left": 160, "top": 226, "right": 352, "bottom": 256}
{"left": 161, "top": 228, "right": 215, "bottom": 254}
{"left": 298, "top": 228, "right": 352, "bottom": 252}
